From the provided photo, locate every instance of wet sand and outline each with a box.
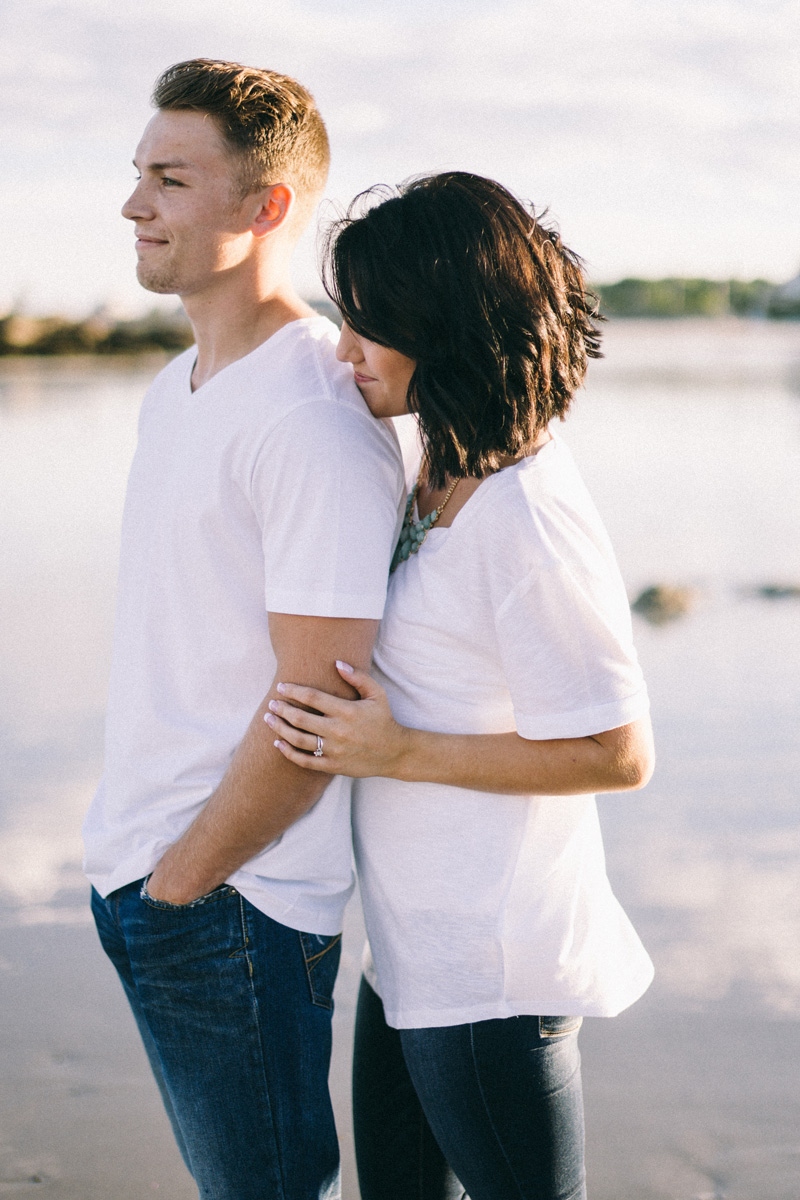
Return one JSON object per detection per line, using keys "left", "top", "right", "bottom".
{"left": 2, "top": 897, "right": 799, "bottom": 1199}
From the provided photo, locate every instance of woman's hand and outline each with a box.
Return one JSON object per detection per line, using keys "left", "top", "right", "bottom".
{"left": 264, "top": 661, "right": 411, "bottom": 778}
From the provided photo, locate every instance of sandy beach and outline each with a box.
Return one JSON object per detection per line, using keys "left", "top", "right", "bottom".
{"left": 2, "top": 894, "right": 800, "bottom": 1199}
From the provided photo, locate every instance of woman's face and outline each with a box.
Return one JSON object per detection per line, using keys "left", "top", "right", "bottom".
{"left": 336, "top": 322, "right": 416, "bottom": 419}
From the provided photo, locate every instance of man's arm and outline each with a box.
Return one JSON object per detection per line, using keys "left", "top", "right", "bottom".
{"left": 145, "top": 614, "right": 379, "bottom": 905}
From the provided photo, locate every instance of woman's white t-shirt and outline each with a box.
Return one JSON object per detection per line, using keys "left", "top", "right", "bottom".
{"left": 353, "top": 435, "right": 654, "bottom": 1028}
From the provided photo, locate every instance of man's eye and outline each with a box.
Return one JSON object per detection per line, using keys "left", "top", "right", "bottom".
{"left": 162, "top": 177, "right": 182, "bottom": 187}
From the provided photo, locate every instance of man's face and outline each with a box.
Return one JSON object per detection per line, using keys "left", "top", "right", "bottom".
{"left": 122, "top": 109, "right": 255, "bottom": 297}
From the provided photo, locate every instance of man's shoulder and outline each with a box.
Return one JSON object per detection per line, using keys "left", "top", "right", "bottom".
{"left": 238, "top": 315, "right": 354, "bottom": 409}
{"left": 240, "top": 318, "right": 398, "bottom": 447}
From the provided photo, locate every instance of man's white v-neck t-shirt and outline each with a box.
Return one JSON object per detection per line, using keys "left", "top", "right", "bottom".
{"left": 83, "top": 317, "right": 405, "bottom": 934}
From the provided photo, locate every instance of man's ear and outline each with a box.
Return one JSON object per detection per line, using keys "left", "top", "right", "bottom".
{"left": 251, "top": 184, "right": 296, "bottom": 238}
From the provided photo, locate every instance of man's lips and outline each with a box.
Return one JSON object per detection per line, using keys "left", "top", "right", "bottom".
{"left": 135, "top": 235, "right": 168, "bottom": 248}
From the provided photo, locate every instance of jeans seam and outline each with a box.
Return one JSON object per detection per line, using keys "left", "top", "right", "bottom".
{"left": 237, "top": 894, "right": 289, "bottom": 1199}
{"left": 416, "top": 1106, "right": 425, "bottom": 1200}
{"left": 468, "top": 1024, "right": 528, "bottom": 1200}
{"left": 234, "top": 892, "right": 253, "bottom": 971}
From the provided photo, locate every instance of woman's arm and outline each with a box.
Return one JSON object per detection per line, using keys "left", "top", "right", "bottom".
{"left": 266, "top": 662, "right": 654, "bottom": 796}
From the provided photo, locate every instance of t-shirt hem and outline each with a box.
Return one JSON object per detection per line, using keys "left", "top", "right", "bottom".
{"left": 380, "top": 965, "right": 655, "bottom": 1029}
{"left": 85, "top": 856, "right": 352, "bottom": 937}
{"left": 264, "top": 590, "right": 389, "bottom": 619}
{"left": 84, "top": 849, "right": 165, "bottom": 899}
{"left": 233, "top": 880, "right": 352, "bottom": 937}
{"left": 514, "top": 687, "right": 650, "bottom": 741}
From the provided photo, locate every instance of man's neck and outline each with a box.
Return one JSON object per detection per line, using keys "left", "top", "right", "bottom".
{"left": 183, "top": 270, "right": 317, "bottom": 391}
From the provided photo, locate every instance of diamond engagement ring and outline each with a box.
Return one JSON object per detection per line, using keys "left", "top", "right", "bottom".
{"left": 313, "top": 736, "right": 324, "bottom": 758}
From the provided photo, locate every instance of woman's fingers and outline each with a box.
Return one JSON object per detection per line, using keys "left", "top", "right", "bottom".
{"left": 264, "top": 698, "right": 323, "bottom": 734}
{"left": 273, "top": 738, "right": 337, "bottom": 773}
{"left": 276, "top": 665, "right": 386, "bottom": 709}
{"left": 275, "top": 681, "right": 347, "bottom": 714}
{"left": 335, "top": 661, "right": 382, "bottom": 700}
{"left": 264, "top": 710, "right": 319, "bottom": 752}
{"left": 266, "top": 667, "right": 400, "bottom": 781}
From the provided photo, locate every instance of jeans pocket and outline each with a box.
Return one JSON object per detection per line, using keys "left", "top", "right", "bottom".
{"left": 539, "top": 1014, "right": 583, "bottom": 1039}
{"left": 299, "top": 931, "right": 342, "bottom": 1010}
{"left": 139, "top": 876, "right": 238, "bottom": 911}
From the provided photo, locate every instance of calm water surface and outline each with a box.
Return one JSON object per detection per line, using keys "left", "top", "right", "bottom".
{"left": 1, "top": 319, "right": 799, "bottom": 1019}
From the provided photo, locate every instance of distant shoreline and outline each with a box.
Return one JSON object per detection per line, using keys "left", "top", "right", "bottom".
{"left": 1, "top": 283, "right": 798, "bottom": 357}
{"left": 0, "top": 299, "right": 340, "bottom": 358}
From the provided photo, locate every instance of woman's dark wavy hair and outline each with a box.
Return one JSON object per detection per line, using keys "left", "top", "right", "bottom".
{"left": 323, "top": 171, "right": 603, "bottom": 488}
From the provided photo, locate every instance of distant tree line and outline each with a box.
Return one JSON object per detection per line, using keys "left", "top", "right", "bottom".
{"left": 0, "top": 309, "right": 194, "bottom": 356}
{"left": 0, "top": 300, "right": 343, "bottom": 356}
{"left": 0, "top": 285, "right": 797, "bottom": 356}
{"left": 594, "top": 277, "right": 798, "bottom": 319}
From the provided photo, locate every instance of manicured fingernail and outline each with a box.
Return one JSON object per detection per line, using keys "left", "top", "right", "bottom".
{"left": 265, "top": 714, "right": 276, "bottom": 728}
{"left": 268, "top": 700, "right": 278, "bottom": 712}
{"left": 273, "top": 739, "right": 283, "bottom": 749}
{"left": 276, "top": 682, "right": 286, "bottom": 693}
{"left": 336, "top": 660, "right": 354, "bottom": 674}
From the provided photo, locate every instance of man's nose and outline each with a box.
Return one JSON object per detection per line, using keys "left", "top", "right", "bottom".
{"left": 121, "top": 180, "right": 152, "bottom": 223}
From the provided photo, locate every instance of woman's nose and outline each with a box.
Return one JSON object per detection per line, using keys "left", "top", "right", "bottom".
{"left": 336, "top": 322, "right": 360, "bottom": 364}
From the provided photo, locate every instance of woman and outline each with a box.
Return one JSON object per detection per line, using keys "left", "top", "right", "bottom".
{"left": 265, "top": 172, "right": 654, "bottom": 1200}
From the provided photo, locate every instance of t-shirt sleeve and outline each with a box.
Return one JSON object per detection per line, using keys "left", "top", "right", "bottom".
{"left": 492, "top": 509, "right": 649, "bottom": 741}
{"left": 250, "top": 400, "right": 403, "bottom": 619}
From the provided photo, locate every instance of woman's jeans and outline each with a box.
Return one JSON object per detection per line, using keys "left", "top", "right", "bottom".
{"left": 91, "top": 879, "right": 342, "bottom": 1200}
{"left": 353, "top": 977, "right": 587, "bottom": 1200}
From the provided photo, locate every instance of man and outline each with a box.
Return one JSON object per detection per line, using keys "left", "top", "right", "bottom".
{"left": 83, "top": 59, "right": 404, "bottom": 1200}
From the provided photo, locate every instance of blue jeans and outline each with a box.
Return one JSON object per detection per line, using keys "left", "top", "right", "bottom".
{"left": 91, "top": 878, "right": 342, "bottom": 1200}
{"left": 353, "top": 978, "right": 586, "bottom": 1200}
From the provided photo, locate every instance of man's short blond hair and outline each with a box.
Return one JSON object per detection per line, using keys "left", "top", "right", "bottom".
{"left": 152, "top": 58, "right": 330, "bottom": 221}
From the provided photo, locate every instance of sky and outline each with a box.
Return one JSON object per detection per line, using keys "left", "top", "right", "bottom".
{"left": 1, "top": 0, "right": 798, "bottom": 315}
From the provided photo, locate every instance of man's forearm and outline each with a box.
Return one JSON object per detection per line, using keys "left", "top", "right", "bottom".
{"left": 146, "top": 688, "right": 331, "bottom": 903}
{"left": 146, "top": 613, "right": 379, "bottom": 905}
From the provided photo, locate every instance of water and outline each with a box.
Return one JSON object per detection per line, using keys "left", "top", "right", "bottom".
{"left": 562, "top": 319, "right": 800, "bottom": 1020}
{"left": 1, "top": 321, "right": 799, "bottom": 1197}
{"left": 1, "top": 357, "right": 151, "bottom": 923}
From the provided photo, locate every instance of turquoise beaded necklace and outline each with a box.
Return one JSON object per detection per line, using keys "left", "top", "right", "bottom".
{"left": 390, "top": 472, "right": 459, "bottom": 573}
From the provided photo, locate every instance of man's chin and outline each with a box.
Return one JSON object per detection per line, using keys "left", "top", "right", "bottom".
{"left": 135, "top": 266, "right": 178, "bottom": 295}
